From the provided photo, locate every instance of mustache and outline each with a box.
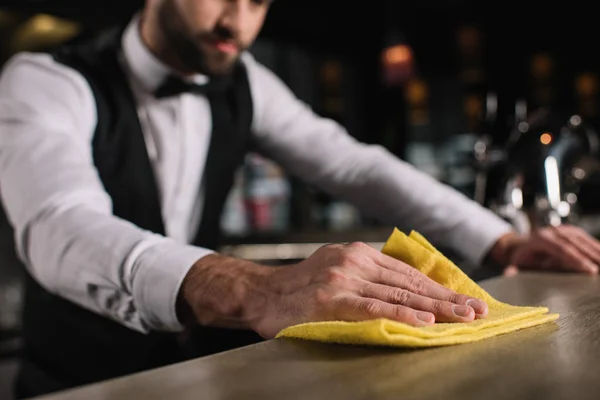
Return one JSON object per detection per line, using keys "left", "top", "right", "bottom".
{"left": 200, "top": 26, "right": 243, "bottom": 49}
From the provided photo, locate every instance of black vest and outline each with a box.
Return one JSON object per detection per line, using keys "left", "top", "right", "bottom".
{"left": 15, "top": 26, "right": 263, "bottom": 399}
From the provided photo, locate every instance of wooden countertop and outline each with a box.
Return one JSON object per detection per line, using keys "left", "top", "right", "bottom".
{"left": 33, "top": 272, "right": 600, "bottom": 400}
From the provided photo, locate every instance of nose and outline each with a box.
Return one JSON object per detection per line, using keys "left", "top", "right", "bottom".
{"left": 220, "top": 0, "right": 253, "bottom": 36}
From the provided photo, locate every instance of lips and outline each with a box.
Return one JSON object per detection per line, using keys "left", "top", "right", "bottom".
{"left": 209, "top": 39, "right": 238, "bottom": 55}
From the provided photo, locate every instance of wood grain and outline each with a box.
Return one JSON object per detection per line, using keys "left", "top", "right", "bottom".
{"left": 32, "top": 272, "right": 600, "bottom": 400}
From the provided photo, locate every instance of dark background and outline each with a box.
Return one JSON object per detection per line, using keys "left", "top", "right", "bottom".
{"left": 1, "top": 0, "right": 599, "bottom": 140}
{"left": 1, "top": 1, "right": 600, "bottom": 397}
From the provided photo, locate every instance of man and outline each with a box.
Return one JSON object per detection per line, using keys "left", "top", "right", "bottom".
{"left": 0, "top": 0, "right": 599, "bottom": 398}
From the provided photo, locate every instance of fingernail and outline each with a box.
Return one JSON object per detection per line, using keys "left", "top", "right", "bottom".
{"left": 466, "top": 299, "right": 486, "bottom": 315}
{"left": 415, "top": 311, "right": 434, "bottom": 323}
{"left": 453, "top": 304, "right": 474, "bottom": 318}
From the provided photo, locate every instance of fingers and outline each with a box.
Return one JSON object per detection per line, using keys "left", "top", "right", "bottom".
{"left": 563, "top": 225, "right": 600, "bottom": 253}
{"left": 371, "top": 267, "right": 488, "bottom": 317}
{"left": 553, "top": 226, "right": 600, "bottom": 274}
{"left": 337, "top": 296, "right": 435, "bottom": 327}
{"left": 537, "top": 228, "right": 598, "bottom": 275}
{"left": 360, "top": 282, "right": 477, "bottom": 323}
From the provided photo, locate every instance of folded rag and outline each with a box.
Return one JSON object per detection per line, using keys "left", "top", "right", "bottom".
{"left": 276, "top": 228, "right": 559, "bottom": 347}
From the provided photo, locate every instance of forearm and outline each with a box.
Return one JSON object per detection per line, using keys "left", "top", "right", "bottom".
{"left": 177, "top": 253, "right": 274, "bottom": 331}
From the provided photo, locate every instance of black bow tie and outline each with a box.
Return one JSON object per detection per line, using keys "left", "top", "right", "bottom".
{"left": 153, "top": 74, "right": 232, "bottom": 99}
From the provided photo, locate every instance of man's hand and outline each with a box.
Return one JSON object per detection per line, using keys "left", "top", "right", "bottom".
{"left": 180, "top": 242, "right": 489, "bottom": 339}
{"left": 489, "top": 225, "right": 600, "bottom": 276}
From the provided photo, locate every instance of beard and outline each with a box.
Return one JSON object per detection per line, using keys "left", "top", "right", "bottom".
{"left": 157, "top": 0, "right": 244, "bottom": 76}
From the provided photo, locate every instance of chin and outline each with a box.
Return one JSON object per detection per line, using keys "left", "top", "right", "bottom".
{"left": 204, "top": 60, "right": 239, "bottom": 77}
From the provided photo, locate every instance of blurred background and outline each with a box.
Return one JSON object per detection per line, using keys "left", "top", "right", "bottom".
{"left": 3, "top": 0, "right": 600, "bottom": 396}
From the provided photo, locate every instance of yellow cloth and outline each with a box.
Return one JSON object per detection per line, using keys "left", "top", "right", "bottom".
{"left": 276, "top": 228, "right": 559, "bottom": 347}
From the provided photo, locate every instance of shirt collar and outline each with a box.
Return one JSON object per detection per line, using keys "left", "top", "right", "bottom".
{"left": 121, "top": 13, "right": 209, "bottom": 93}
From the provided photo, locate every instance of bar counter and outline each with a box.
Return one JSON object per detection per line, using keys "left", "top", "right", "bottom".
{"left": 32, "top": 272, "right": 600, "bottom": 400}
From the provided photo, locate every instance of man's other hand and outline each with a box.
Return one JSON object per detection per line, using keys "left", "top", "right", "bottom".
{"left": 490, "top": 225, "right": 600, "bottom": 276}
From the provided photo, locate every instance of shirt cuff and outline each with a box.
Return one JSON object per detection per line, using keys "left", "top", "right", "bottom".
{"left": 132, "top": 239, "right": 214, "bottom": 331}
{"left": 450, "top": 212, "right": 515, "bottom": 267}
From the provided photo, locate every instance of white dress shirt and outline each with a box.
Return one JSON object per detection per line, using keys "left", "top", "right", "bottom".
{"left": 0, "top": 15, "right": 513, "bottom": 333}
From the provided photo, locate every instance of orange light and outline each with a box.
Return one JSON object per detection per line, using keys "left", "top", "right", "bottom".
{"left": 540, "top": 133, "right": 553, "bottom": 145}
{"left": 383, "top": 44, "right": 412, "bottom": 65}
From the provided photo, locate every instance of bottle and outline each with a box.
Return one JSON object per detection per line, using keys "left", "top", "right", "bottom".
{"left": 315, "top": 59, "right": 363, "bottom": 230}
{"left": 220, "top": 168, "right": 249, "bottom": 236}
{"left": 575, "top": 72, "right": 599, "bottom": 122}
{"left": 243, "top": 154, "right": 291, "bottom": 234}
{"left": 443, "top": 24, "right": 488, "bottom": 199}
{"left": 403, "top": 77, "right": 442, "bottom": 180}
{"left": 527, "top": 52, "right": 558, "bottom": 113}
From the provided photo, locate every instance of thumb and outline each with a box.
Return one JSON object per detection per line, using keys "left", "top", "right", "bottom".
{"left": 503, "top": 265, "right": 519, "bottom": 277}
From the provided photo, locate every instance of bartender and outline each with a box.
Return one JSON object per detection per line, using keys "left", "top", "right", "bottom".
{"left": 0, "top": 0, "right": 599, "bottom": 398}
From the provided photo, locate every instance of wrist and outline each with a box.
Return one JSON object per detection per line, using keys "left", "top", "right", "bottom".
{"left": 486, "top": 231, "right": 525, "bottom": 269}
{"left": 177, "top": 253, "right": 274, "bottom": 330}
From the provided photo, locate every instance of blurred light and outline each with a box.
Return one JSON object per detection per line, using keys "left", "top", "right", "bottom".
{"left": 515, "top": 99, "right": 528, "bottom": 122}
{"left": 405, "top": 79, "right": 428, "bottom": 104}
{"left": 557, "top": 201, "right": 571, "bottom": 217}
{"left": 573, "top": 168, "right": 586, "bottom": 180}
{"left": 381, "top": 42, "right": 414, "bottom": 86}
{"left": 540, "top": 133, "right": 553, "bottom": 145}
{"left": 545, "top": 156, "right": 561, "bottom": 209}
{"left": 486, "top": 93, "right": 497, "bottom": 119}
{"left": 569, "top": 115, "right": 582, "bottom": 127}
{"left": 549, "top": 213, "right": 562, "bottom": 226}
{"left": 531, "top": 53, "right": 554, "bottom": 80}
{"left": 474, "top": 141, "right": 487, "bottom": 154}
{"left": 383, "top": 44, "right": 412, "bottom": 66}
{"left": 464, "top": 95, "right": 482, "bottom": 119}
{"left": 31, "top": 14, "right": 58, "bottom": 33}
{"left": 576, "top": 73, "right": 598, "bottom": 97}
{"left": 518, "top": 122, "right": 529, "bottom": 133}
{"left": 10, "top": 13, "right": 80, "bottom": 53}
{"left": 511, "top": 188, "right": 524, "bottom": 209}
{"left": 566, "top": 193, "right": 578, "bottom": 204}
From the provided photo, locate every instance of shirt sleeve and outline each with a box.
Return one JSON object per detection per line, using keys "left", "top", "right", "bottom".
{"left": 242, "top": 53, "right": 513, "bottom": 266}
{"left": 0, "top": 53, "right": 213, "bottom": 333}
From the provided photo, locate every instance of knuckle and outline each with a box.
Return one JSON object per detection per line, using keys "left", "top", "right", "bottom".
{"left": 346, "top": 241, "right": 367, "bottom": 251}
{"left": 314, "top": 287, "right": 332, "bottom": 305}
{"left": 406, "top": 276, "right": 426, "bottom": 295}
{"left": 430, "top": 300, "right": 447, "bottom": 313}
{"left": 403, "top": 265, "right": 421, "bottom": 278}
{"left": 393, "top": 306, "right": 411, "bottom": 321}
{"left": 324, "top": 267, "right": 348, "bottom": 285}
{"left": 449, "top": 292, "right": 469, "bottom": 304}
{"left": 391, "top": 289, "right": 412, "bottom": 305}
{"left": 318, "top": 243, "right": 339, "bottom": 252}
{"left": 315, "top": 244, "right": 342, "bottom": 261}
{"left": 361, "top": 300, "right": 382, "bottom": 317}
{"left": 319, "top": 243, "right": 343, "bottom": 257}
{"left": 338, "top": 251, "right": 362, "bottom": 268}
